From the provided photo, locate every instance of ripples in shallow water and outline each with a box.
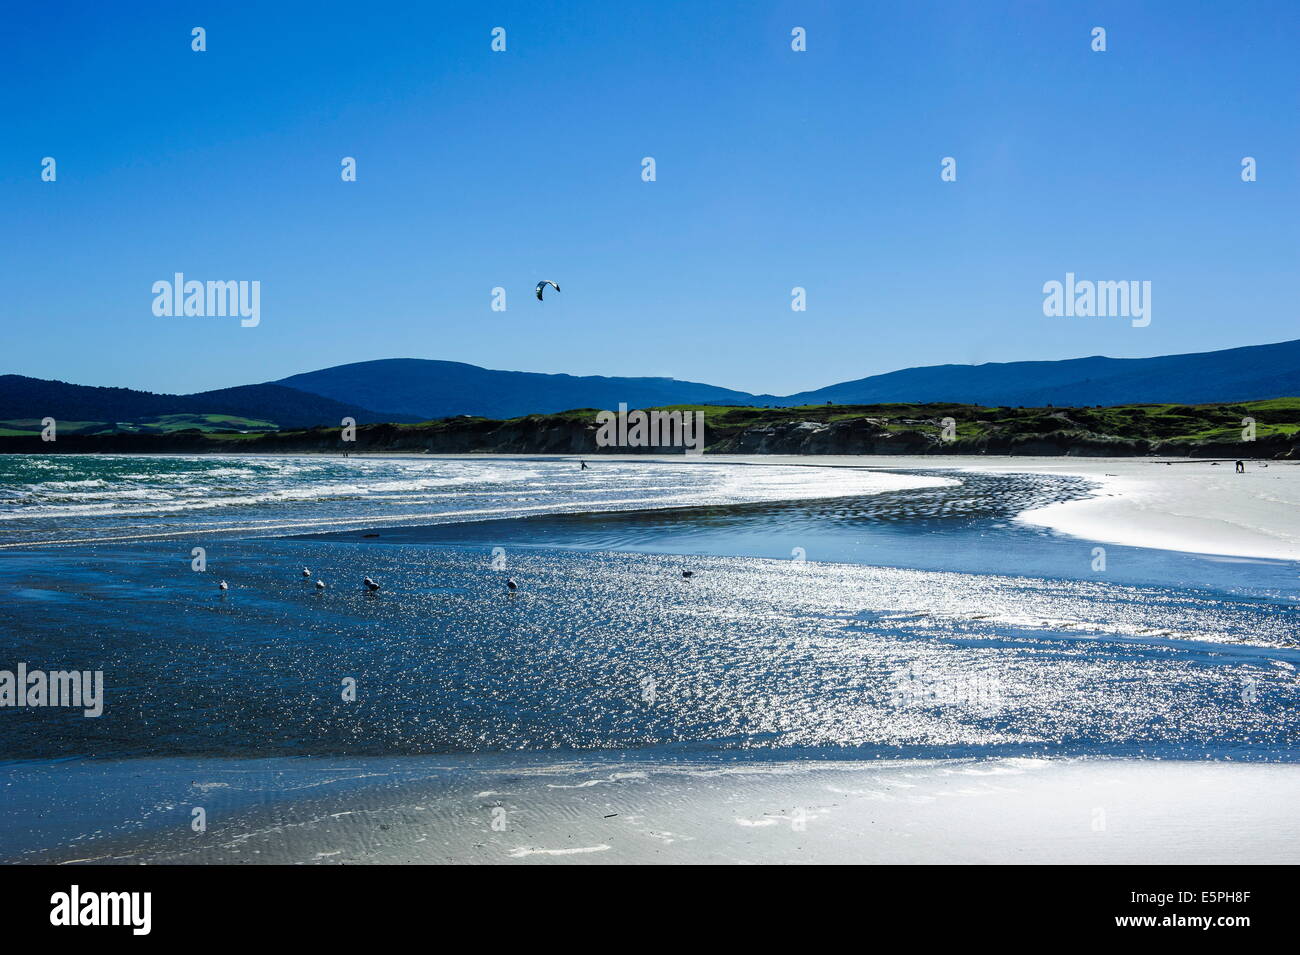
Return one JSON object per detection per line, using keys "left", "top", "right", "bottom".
{"left": 3, "top": 538, "right": 1296, "bottom": 762}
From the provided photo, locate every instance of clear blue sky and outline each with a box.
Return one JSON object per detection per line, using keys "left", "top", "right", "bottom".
{"left": 3, "top": 0, "right": 1297, "bottom": 396}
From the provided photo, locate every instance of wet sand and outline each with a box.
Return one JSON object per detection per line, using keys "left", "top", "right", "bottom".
{"left": 9, "top": 754, "right": 1298, "bottom": 865}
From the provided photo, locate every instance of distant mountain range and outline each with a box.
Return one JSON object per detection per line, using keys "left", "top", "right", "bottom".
{"left": 0, "top": 376, "right": 420, "bottom": 433}
{"left": 5, "top": 339, "right": 1300, "bottom": 433}
{"left": 777, "top": 338, "right": 1300, "bottom": 408}
{"left": 275, "top": 359, "right": 757, "bottom": 420}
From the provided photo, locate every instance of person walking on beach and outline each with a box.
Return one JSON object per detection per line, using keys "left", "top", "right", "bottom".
{"left": 1235, "top": 460, "right": 1245, "bottom": 473}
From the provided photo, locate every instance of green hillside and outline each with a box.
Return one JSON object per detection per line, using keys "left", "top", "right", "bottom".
{"left": 3, "top": 397, "right": 1298, "bottom": 457}
{"left": 0, "top": 413, "right": 278, "bottom": 436}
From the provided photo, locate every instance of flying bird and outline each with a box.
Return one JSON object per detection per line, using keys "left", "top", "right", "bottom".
{"left": 364, "top": 577, "right": 381, "bottom": 592}
{"left": 535, "top": 280, "right": 560, "bottom": 301}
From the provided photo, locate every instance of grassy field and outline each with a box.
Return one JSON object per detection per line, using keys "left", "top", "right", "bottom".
{"left": 0, "top": 413, "right": 278, "bottom": 436}
{"left": 491, "top": 398, "right": 1300, "bottom": 445}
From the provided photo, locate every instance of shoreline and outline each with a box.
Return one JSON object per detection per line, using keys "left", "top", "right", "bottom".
{"left": 461, "top": 453, "right": 1300, "bottom": 563}
{"left": 5, "top": 451, "right": 1297, "bottom": 561}
{"left": 7, "top": 753, "right": 1298, "bottom": 865}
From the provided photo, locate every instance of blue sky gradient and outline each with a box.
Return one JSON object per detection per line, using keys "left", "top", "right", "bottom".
{"left": 3, "top": 0, "right": 1297, "bottom": 395}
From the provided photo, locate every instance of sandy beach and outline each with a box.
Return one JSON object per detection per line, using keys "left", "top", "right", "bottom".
{"left": 6, "top": 754, "right": 1296, "bottom": 865}
{"left": 560, "top": 453, "right": 1300, "bottom": 562}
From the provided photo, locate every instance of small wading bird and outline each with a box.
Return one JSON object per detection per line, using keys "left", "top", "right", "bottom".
{"left": 364, "top": 577, "right": 381, "bottom": 592}
{"left": 302, "top": 568, "right": 311, "bottom": 578}
{"left": 506, "top": 578, "right": 518, "bottom": 592}
{"left": 316, "top": 580, "right": 326, "bottom": 591}
{"left": 535, "top": 280, "right": 560, "bottom": 301}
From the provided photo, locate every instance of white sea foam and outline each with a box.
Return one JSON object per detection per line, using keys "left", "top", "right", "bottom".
{"left": 508, "top": 844, "right": 611, "bottom": 857}
{"left": 0, "top": 455, "right": 951, "bottom": 544}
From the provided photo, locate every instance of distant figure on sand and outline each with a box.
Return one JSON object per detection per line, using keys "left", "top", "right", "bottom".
{"left": 580, "top": 460, "right": 590, "bottom": 470}
{"left": 1236, "top": 460, "right": 1245, "bottom": 473}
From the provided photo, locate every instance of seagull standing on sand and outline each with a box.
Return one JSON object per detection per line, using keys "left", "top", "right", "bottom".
{"left": 364, "top": 577, "right": 381, "bottom": 592}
